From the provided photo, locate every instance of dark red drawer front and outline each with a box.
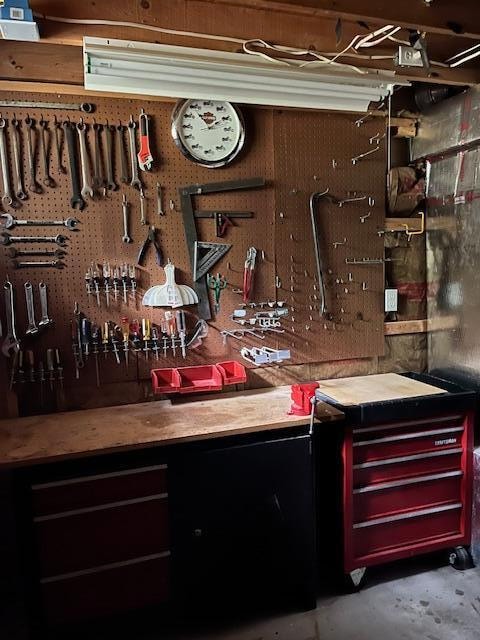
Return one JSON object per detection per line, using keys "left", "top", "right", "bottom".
{"left": 32, "top": 465, "right": 168, "bottom": 516}
{"left": 354, "top": 449, "right": 463, "bottom": 487}
{"left": 353, "top": 506, "right": 462, "bottom": 559}
{"left": 353, "top": 429, "right": 463, "bottom": 465}
{"left": 36, "top": 497, "right": 169, "bottom": 578}
{"left": 354, "top": 474, "right": 462, "bottom": 522}
{"left": 42, "top": 555, "right": 170, "bottom": 626}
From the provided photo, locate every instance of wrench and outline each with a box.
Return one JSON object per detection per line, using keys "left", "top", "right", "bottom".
{"left": 24, "top": 282, "right": 39, "bottom": 335}
{"left": 38, "top": 282, "right": 53, "bottom": 326}
{"left": 140, "top": 187, "right": 147, "bottom": 225}
{"left": 122, "top": 194, "right": 132, "bottom": 243}
{"left": 0, "top": 117, "right": 14, "bottom": 208}
{"left": 10, "top": 118, "right": 27, "bottom": 200}
{"left": 63, "top": 121, "right": 85, "bottom": 210}
{"left": 6, "top": 247, "right": 66, "bottom": 259}
{"left": 77, "top": 120, "right": 94, "bottom": 200}
{"left": 24, "top": 116, "right": 42, "bottom": 194}
{"left": 53, "top": 116, "right": 67, "bottom": 175}
{"left": 0, "top": 213, "right": 79, "bottom": 231}
{"left": 39, "top": 117, "right": 56, "bottom": 188}
{"left": 0, "top": 101, "right": 95, "bottom": 113}
{"left": 1, "top": 232, "right": 67, "bottom": 246}
{"left": 116, "top": 123, "right": 129, "bottom": 184}
{"left": 92, "top": 121, "right": 104, "bottom": 189}
{"left": 127, "top": 117, "right": 142, "bottom": 190}
{"left": 2, "top": 279, "right": 20, "bottom": 357}
{"left": 12, "top": 260, "right": 64, "bottom": 269}
{"left": 104, "top": 124, "right": 117, "bottom": 191}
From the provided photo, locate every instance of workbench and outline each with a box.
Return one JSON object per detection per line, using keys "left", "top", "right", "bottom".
{"left": 0, "top": 384, "right": 342, "bottom": 633}
{"left": 0, "top": 385, "right": 342, "bottom": 468}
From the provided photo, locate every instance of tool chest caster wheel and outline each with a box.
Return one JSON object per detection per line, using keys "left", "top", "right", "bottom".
{"left": 449, "top": 546, "right": 473, "bottom": 571}
{"left": 344, "top": 567, "right": 367, "bottom": 592}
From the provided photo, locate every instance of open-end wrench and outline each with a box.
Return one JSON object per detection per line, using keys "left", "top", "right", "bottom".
{"left": 24, "top": 116, "right": 42, "bottom": 194}
{"left": 2, "top": 279, "right": 20, "bottom": 357}
{"left": 6, "top": 247, "right": 66, "bottom": 259}
{"left": 63, "top": 121, "right": 85, "bottom": 210}
{"left": 1, "top": 232, "right": 68, "bottom": 246}
{"left": 122, "top": 194, "right": 132, "bottom": 243}
{"left": 116, "top": 123, "right": 129, "bottom": 184}
{"left": 10, "top": 118, "right": 27, "bottom": 201}
{"left": 77, "top": 120, "right": 94, "bottom": 200}
{"left": 39, "top": 117, "right": 56, "bottom": 188}
{"left": 38, "top": 282, "right": 53, "bottom": 327}
{"left": 0, "top": 117, "right": 14, "bottom": 208}
{"left": 104, "top": 123, "right": 117, "bottom": 191}
{"left": 127, "top": 116, "right": 142, "bottom": 190}
{"left": 12, "top": 260, "right": 64, "bottom": 269}
{"left": 0, "top": 213, "right": 79, "bottom": 231}
{"left": 24, "top": 282, "right": 39, "bottom": 336}
{"left": 92, "top": 121, "right": 104, "bottom": 189}
{"left": 53, "top": 116, "right": 67, "bottom": 175}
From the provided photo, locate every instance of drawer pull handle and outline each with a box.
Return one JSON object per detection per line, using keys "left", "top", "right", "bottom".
{"left": 353, "top": 502, "right": 462, "bottom": 529}
{"left": 353, "top": 447, "right": 463, "bottom": 470}
{"left": 354, "top": 470, "right": 463, "bottom": 494}
{"left": 354, "top": 427, "right": 464, "bottom": 447}
{"left": 40, "top": 551, "right": 171, "bottom": 584}
{"left": 32, "top": 464, "right": 168, "bottom": 491}
{"left": 34, "top": 493, "right": 168, "bottom": 522}
{"left": 353, "top": 415, "right": 464, "bottom": 435}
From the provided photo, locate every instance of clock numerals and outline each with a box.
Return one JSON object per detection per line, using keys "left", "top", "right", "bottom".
{"left": 182, "top": 123, "right": 193, "bottom": 129}
{"left": 224, "top": 126, "right": 233, "bottom": 132}
{"left": 184, "top": 113, "right": 194, "bottom": 119}
{"left": 216, "top": 105, "right": 226, "bottom": 112}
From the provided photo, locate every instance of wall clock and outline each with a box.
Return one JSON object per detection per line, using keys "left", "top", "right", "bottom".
{"left": 171, "top": 99, "right": 245, "bottom": 168}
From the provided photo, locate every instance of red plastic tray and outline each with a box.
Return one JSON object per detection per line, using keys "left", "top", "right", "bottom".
{"left": 177, "top": 365, "right": 223, "bottom": 394}
{"left": 151, "top": 368, "right": 181, "bottom": 394}
{"left": 216, "top": 361, "right": 247, "bottom": 385}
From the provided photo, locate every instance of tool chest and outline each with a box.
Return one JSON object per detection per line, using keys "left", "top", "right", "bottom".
{"left": 316, "top": 373, "right": 476, "bottom": 586}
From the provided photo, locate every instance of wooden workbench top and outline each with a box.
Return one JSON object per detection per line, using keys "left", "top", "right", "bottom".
{"left": 0, "top": 385, "right": 342, "bottom": 469}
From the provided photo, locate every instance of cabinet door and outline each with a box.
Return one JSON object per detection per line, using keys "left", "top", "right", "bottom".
{"left": 170, "top": 435, "right": 316, "bottom": 612}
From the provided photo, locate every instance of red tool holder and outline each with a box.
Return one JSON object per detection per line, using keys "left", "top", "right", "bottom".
{"left": 343, "top": 411, "right": 474, "bottom": 575}
{"left": 151, "top": 361, "right": 247, "bottom": 395}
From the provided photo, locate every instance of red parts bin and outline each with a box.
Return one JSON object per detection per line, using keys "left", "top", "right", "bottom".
{"left": 216, "top": 361, "right": 248, "bottom": 385}
{"left": 151, "top": 361, "right": 247, "bottom": 395}
{"left": 151, "top": 368, "right": 181, "bottom": 394}
{"left": 178, "top": 365, "right": 222, "bottom": 394}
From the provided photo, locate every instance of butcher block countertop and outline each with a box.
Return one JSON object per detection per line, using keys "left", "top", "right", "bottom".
{"left": 0, "top": 385, "right": 343, "bottom": 469}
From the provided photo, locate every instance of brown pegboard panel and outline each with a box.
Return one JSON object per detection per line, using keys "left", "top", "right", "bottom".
{"left": 272, "top": 110, "right": 386, "bottom": 363}
{"left": 0, "top": 91, "right": 385, "bottom": 416}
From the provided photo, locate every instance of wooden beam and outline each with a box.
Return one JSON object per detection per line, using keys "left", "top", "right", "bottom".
{"left": 384, "top": 316, "right": 458, "bottom": 335}
{"left": 385, "top": 218, "right": 424, "bottom": 233}
{"left": 204, "top": 0, "right": 480, "bottom": 40}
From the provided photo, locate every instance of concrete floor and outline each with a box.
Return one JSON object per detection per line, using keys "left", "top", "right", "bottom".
{"left": 149, "top": 555, "right": 480, "bottom": 640}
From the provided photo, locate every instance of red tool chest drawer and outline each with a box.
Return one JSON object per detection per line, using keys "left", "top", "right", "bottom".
{"left": 343, "top": 410, "right": 474, "bottom": 574}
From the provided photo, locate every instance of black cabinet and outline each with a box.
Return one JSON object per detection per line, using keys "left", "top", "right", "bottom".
{"left": 170, "top": 433, "right": 316, "bottom": 613}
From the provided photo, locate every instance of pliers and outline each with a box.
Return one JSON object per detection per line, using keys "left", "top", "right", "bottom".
{"left": 137, "top": 225, "right": 163, "bottom": 266}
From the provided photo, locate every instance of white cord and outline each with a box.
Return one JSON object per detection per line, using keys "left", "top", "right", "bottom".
{"left": 33, "top": 12, "right": 245, "bottom": 45}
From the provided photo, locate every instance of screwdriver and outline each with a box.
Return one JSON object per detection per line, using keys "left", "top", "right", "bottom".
{"left": 91, "top": 324, "right": 101, "bottom": 386}
{"left": 121, "top": 316, "right": 130, "bottom": 368}
{"left": 130, "top": 319, "right": 142, "bottom": 351}
{"left": 165, "top": 311, "right": 177, "bottom": 357}
{"left": 142, "top": 318, "right": 151, "bottom": 359}
{"left": 151, "top": 325, "right": 160, "bottom": 360}
{"left": 38, "top": 361, "right": 45, "bottom": 408}
{"left": 160, "top": 318, "right": 168, "bottom": 357}
{"left": 103, "top": 260, "right": 111, "bottom": 308}
{"left": 92, "top": 263, "right": 101, "bottom": 307}
{"left": 176, "top": 310, "right": 187, "bottom": 358}
{"left": 113, "top": 265, "right": 120, "bottom": 303}
{"left": 102, "top": 322, "right": 110, "bottom": 358}
{"left": 129, "top": 264, "right": 137, "bottom": 305}
{"left": 121, "top": 263, "right": 129, "bottom": 304}
{"left": 110, "top": 321, "right": 121, "bottom": 365}
{"left": 26, "top": 350, "right": 35, "bottom": 383}
{"left": 46, "top": 348, "right": 55, "bottom": 391}
{"left": 55, "top": 349, "right": 66, "bottom": 409}
{"left": 81, "top": 317, "right": 91, "bottom": 358}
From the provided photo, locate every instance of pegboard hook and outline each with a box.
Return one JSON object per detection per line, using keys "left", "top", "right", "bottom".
{"left": 402, "top": 211, "right": 425, "bottom": 241}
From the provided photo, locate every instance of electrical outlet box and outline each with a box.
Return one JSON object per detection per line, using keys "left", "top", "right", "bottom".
{"left": 385, "top": 288, "right": 398, "bottom": 313}
{"left": 394, "top": 46, "right": 423, "bottom": 68}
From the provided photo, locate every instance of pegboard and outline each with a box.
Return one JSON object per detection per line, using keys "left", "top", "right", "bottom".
{"left": 0, "top": 91, "right": 385, "bottom": 417}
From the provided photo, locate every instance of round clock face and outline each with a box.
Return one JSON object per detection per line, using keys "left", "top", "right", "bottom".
{"left": 171, "top": 99, "right": 245, "bottom": 168}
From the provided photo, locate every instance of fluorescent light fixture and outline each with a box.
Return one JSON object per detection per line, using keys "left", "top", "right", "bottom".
{"left": 83, "top": 37, "right": 408, "bottom": 112}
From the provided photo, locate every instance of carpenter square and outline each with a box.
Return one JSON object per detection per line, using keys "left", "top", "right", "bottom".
{"left": 193, "top": 241, "right": 231, "bottom": 281}
{"left": 179, "top": 177, "right": 265, "bottom": 319}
